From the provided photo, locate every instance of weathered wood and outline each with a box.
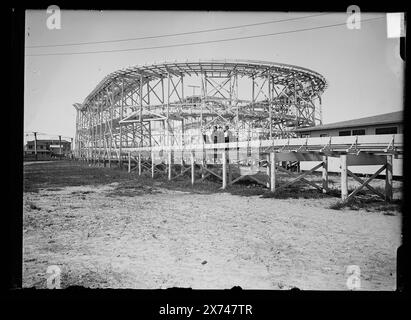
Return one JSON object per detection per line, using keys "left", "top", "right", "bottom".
{"left": 151, "top": 151, "right": 154, "bottom": 178}
{"left": 191, "top": 151, "right": 195, "bottom": 185}
{"left": 248, "top": 175, "right": 267, "bottom": 187}
{"left": 229, "top": 174, "right": 246, "bottom": 185}
{"left": 202, "top": 166, "right": 222, "bottom": 180}
{"left": 341, "top": 154, "right": 348, "bottom": 201}
{"left": 385, "top": 155, "right": 393, "bottom": 201}
{"left": 270, "top": 152, "right": 276, "bottom": 192}
{"left": 138, "top": 153, "right": 141, "bottom": 176}
{"left": 322, "top": 155, "right": 328, "bottom": 193}
{"left": 168, "top": 150, "right": 172, "bottom": 180}
{"left": 345, "top": 164, "right": 387, "bottom": 202}
{"left": 277, "top": 166, "right": 323, "bottom": 192}
{"left": 170, "top": 166, "right": 191, "bottom": 180}
{"left": 222, "top": 151, "right": 227, "bottom": 189}
{"left": 347, "top": 169, "right": 385, "bottom": 200}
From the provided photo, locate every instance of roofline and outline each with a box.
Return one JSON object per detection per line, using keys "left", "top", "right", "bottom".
{"left": 295, "top": 113, "right": 402, "bottom": 132}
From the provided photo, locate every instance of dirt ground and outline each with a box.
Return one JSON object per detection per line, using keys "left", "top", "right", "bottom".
{"left": 23, "top": 161, "right": 402, "bottom": 290}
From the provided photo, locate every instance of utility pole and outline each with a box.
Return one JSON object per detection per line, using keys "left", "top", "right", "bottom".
{"left": 59, "top": 135, "right": 62, "bottom": 160}
{"left": 33, "top": 132, "right": 37, "bottom": 161}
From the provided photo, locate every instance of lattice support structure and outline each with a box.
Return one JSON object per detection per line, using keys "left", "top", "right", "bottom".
{"left": 74, "top": 60, "right": 327, "bottom": 161}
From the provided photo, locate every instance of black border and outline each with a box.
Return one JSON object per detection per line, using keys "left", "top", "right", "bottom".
{"left": 6, "top": 1, "right": 411, "bottom": 313}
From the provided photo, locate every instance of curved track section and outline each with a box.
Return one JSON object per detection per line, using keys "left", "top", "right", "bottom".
{"left": 74, "top": 60, "right": 327, "bottom": 158}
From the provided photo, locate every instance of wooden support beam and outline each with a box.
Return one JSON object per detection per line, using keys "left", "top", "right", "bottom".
{"left": 341, "top": 154, "right": 348, "bottom": 201}
{"left": 248, "top": 175, "right": 268, "bottom": 187}
{"left": 322, "top": 155, "right": 328, "bottom": 193}
{"left": 345, "top": 164, "right": 387, "bottom": 202}
{"left": 138, "top": 153, "right": 142, "bottom": 176}
{"left": 347, "top": 169, "right": 385, "bottom": 200}
{"left": 203, "top": 166, "right": 222, "bottom": 180}
{"left": 170, "top": 166, "right": 191, "bottom": 180}
{"left": 199, "top": 173, "right": 211, "bottom": 182}
{"left": 151, "top": 151, "right": 154, "bottom": 178}
{"left": 270, "top": 152, "right": 276, "bottom": 192}
{"left": 385, "top": 154, "right": 393, "bottom": 202}
{"left": 191, "top": 151, "right": 195, "bottom": 185}
{"left": 128, "top": 151, "right": 131, "bottom": 173}
{"left": 276, "top": 163, "right": 323, "bottom": 191}
{"left": 222, "top": 150, "right": 227, "bottom": 189}
{"left": 266, "top": 153, "right": 270, "bottom": 188}
{"left": 228, "top": 174, "right": 245, "bottom": 185}
{"left": 168, "top": 150, "right": 172, "bottom": 180}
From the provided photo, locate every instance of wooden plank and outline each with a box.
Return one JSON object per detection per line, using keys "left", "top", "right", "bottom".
{"left": 151, "top": 151, "right": 154, "bottom": 178}
{"left": 222, "top": 151, "right": 227, "bottom": 189}
{"left": 203, "top": 166, "right": 222, "bottom": 180}
{"left": 191, "top": 151, "right": 195, "bottom": 185}
{"left": 270, "top": 152, "right": 276, "bottom": 192}
{"left": 341, "top": 155, "right": 348, "bottom": 201}
{"left": 228, "top": 174, "right": 245, "bottom": 185}
{"left": 347, "top": 169, "right": 385, "bottom": 200}
{"left": 137, "top": 153, "right": 141, "bottom": 175}
{"left": 322, "top": 156, "right": 328, "bottom": 193}
{"left": 345, "top": 164, "right": 386, "bottom": 202}
{"left": 168, "top": 150, "right": 172, "bottom": 180}
{"left": 385, "top": 155, "right": 393, "bottom": 201}
{"left": 248, "top": 175, "right": 268, "bottom": 187}
{"left": 199, "top": 173, "right": 211, "bottom": 182}
{"left": 170, "top": 166, "right": 191, "bottom": 180}
{"left": 277, "top": 165, "right": 323, "bottom": 191}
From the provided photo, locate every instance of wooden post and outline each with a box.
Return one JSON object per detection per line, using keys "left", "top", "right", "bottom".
{"left": 385, "top": 154, "right": 393, "bottom": 202}
{"left": 151, "top": 150, "right": 155, "bottom": 178}
{"left": 168, "top": 150, "right": 172, "bottom": 180}
{"left": 59, "top": 135, "right": 62, "bottom": 160}
{"left": 191, "top": 151, "right": 195, "bottom": 185}
{"left": 322, "top": 155, "right": 328, "bottom": 193}
{"left": 70, "top": 137, "right": 73, "bottom": 160}
{"left": 340, "top": 154, "right": 348, "bottom": 201}
{"left": 266, "top": 153, "right": 270, "bottom": 188}
{"left": 228, "top": 158, "right": 232, "bottom": 184}
{"left": 138, "top": 152, "right": 142, "bottom": 176}
{"left": 222, "top": 150, "right": 227, "bottom": 189}
{"left": 270, "top": 152, "right": 276, "bottom": 192}
{"left": 128, "top": 151, "right": 131, "bottom": 173}
{"left": 34, "top": 132, "right": 37, "bottom": 161}
{"left": 181, "top": 119, "right": 185, "bottom": 174}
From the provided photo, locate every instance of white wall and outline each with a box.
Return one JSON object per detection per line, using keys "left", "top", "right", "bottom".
{"left": 301, "top": 124, "right": 403, "bottom": 137}
{"left": 300, "top": 157, "right": 402, "bottom": 176}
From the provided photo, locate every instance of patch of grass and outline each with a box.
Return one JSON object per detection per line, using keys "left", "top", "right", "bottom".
{"left": 329, "top": 197, "right": 401, "bottom": 213}
{"left": 71, "top": 190, "right": 95, "bottom": 195}
{"left": 329, "top": 201, "right": 347, "bottom": 210}
{"left": 24, "top": 161, "right": 135, "bottom": 193}
{"left": 261, "top": 186, "right": 334, "bottom": 200}
{"left": 105, "top": 180, "right": 160, "bottom": 197}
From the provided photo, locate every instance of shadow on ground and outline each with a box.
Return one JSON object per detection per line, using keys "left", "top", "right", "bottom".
{"left": 24, "top": 160, "right": 402, "bottom": 213}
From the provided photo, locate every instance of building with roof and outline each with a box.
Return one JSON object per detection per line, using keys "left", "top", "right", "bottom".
{"left": 295, "top": 111, "right": 403, "bottom": 177}
{"left": 24, "top": 139, "right": 72, "bottom": 159}
{"left": 295, "top": 111, "right": 403, "bottom": 138}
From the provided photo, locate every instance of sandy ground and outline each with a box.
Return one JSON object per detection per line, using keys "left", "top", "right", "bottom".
{"left": 23, "top": 161, "right": 401, "bottom": 290}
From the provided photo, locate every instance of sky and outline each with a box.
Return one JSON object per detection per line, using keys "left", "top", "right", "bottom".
{"left": 24, "top": 10, "right": 404, "bottom": 142}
